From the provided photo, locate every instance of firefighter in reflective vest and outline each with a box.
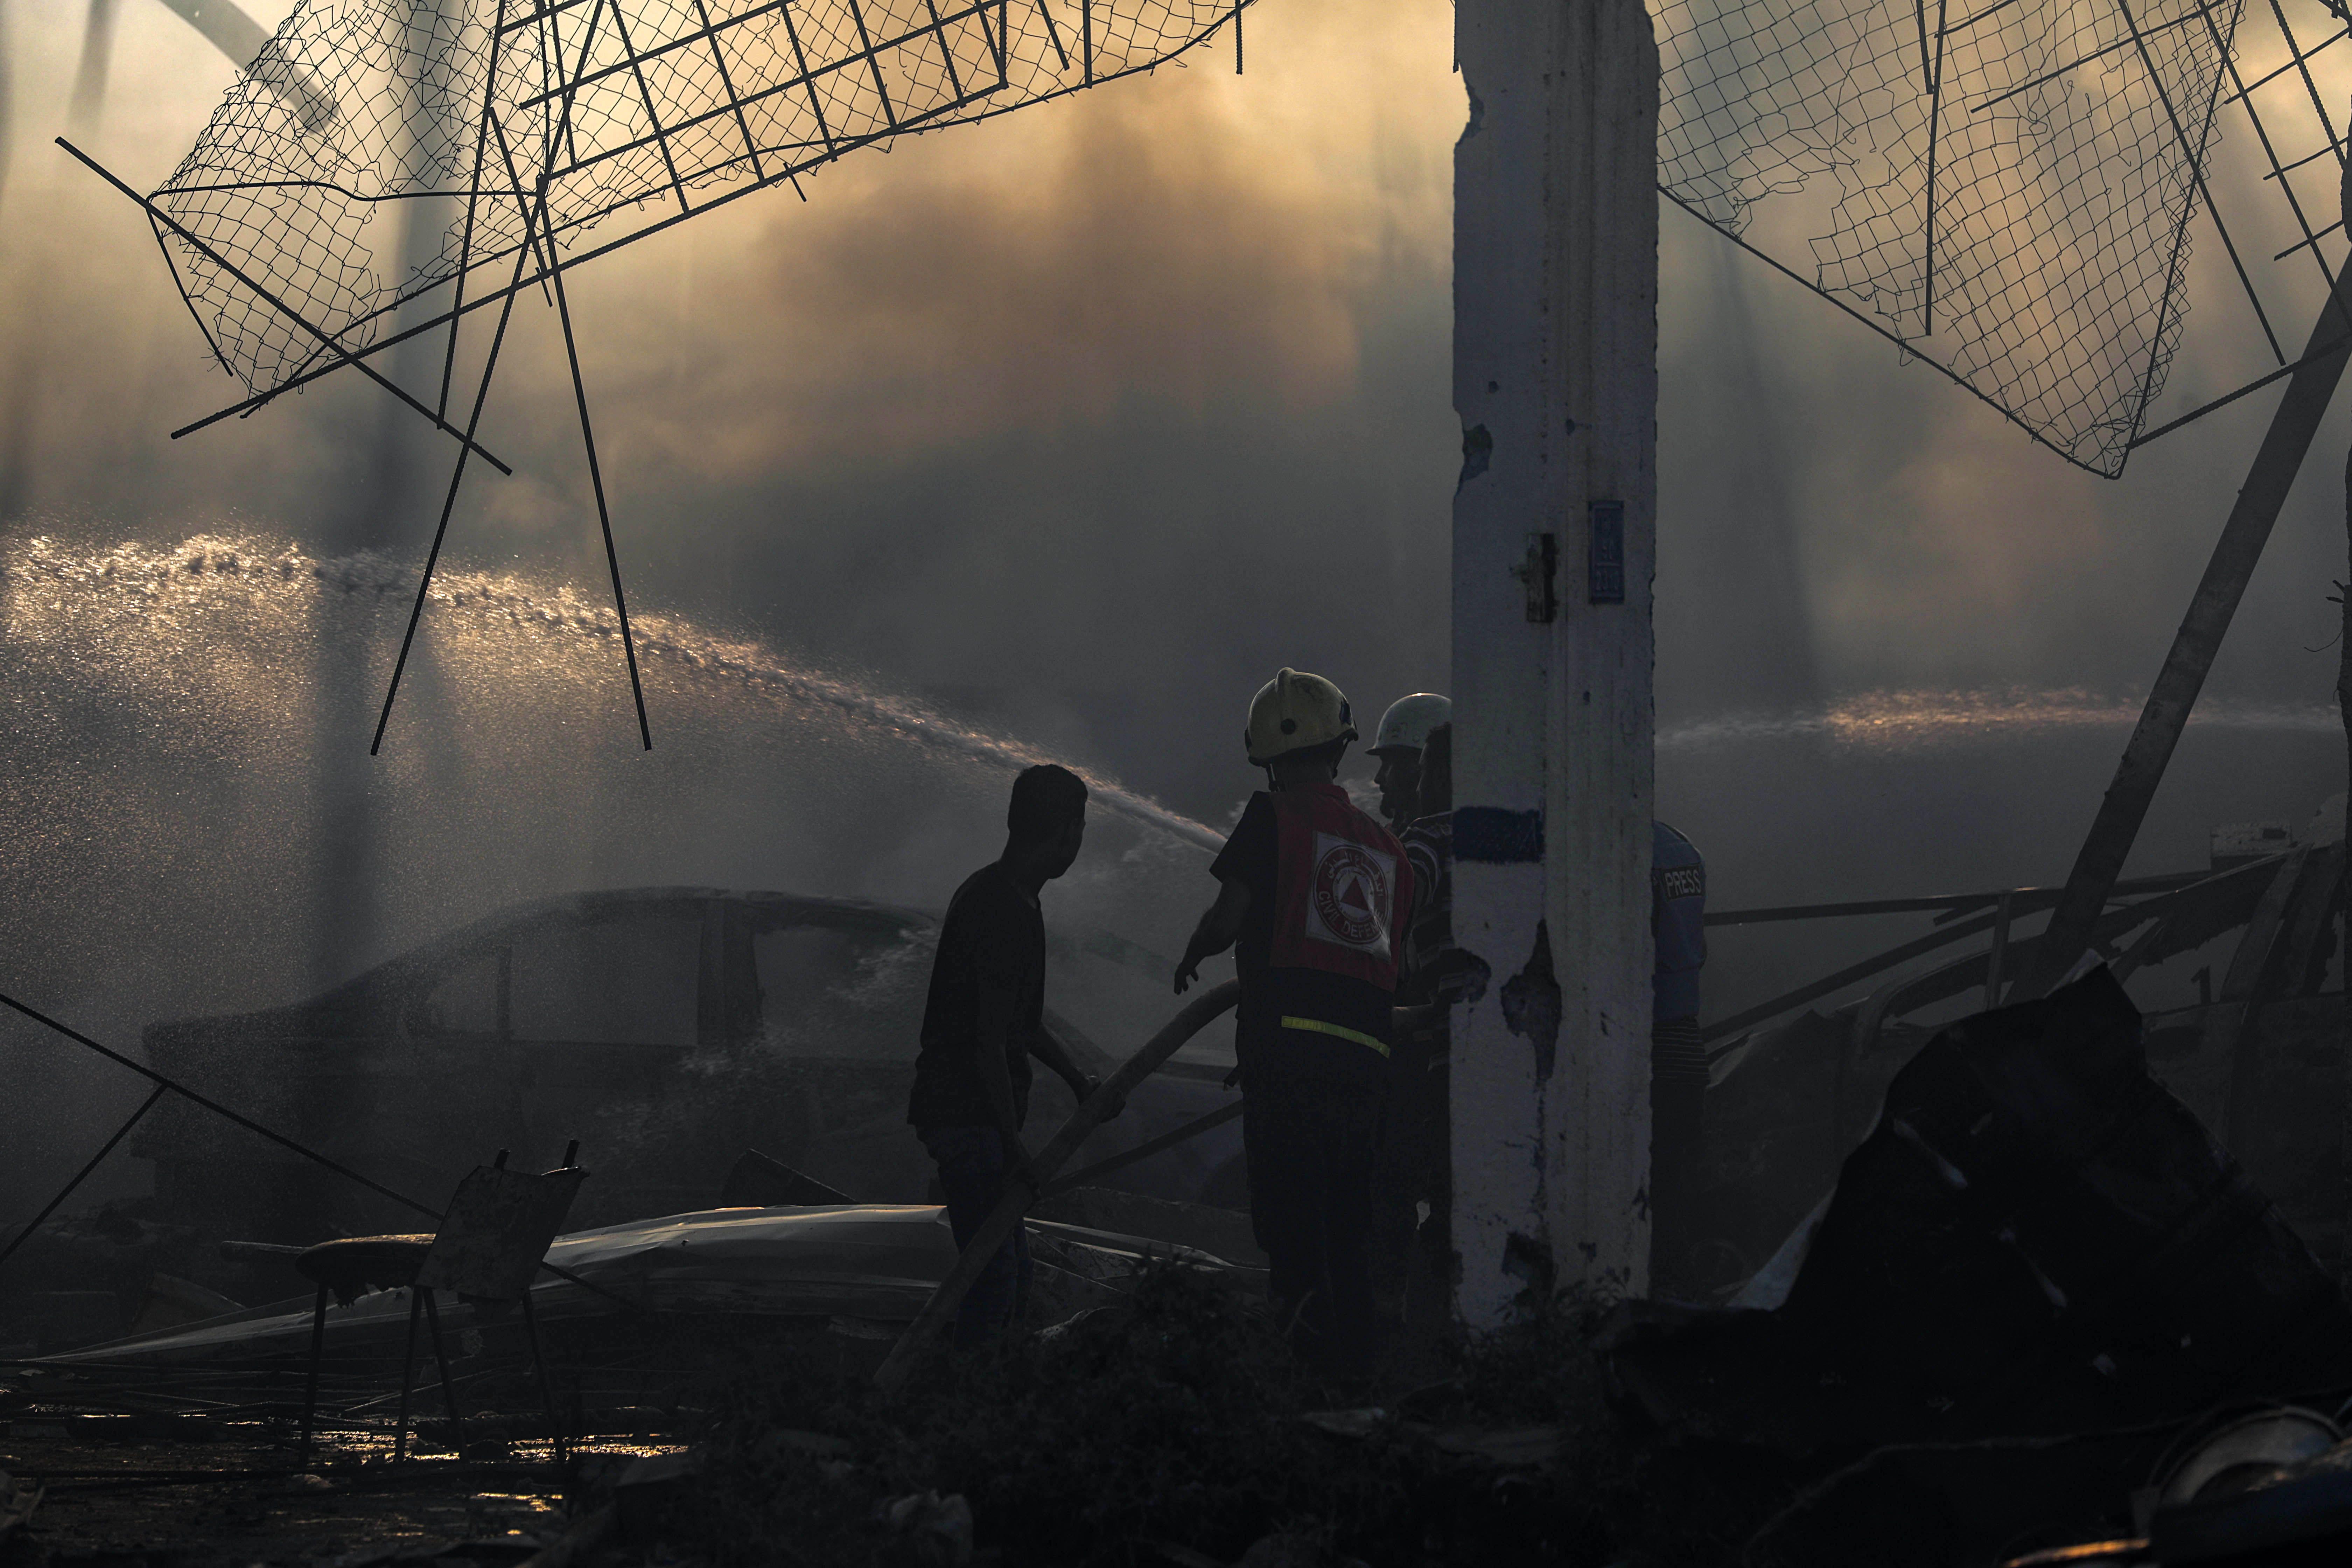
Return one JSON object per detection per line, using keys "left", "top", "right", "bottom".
{"left": 1651, "top": 820, "right": 1708, "bottom": 1296}
{"left": 1368, "top": 692, "right": 1451, "bottom": 833}
{"left": 1175, "top": 668, "right": 1415, "bottom": 1378}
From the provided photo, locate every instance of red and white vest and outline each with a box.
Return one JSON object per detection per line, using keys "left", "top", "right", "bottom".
{"left": 1267, "top": 783, "right": 1414, "bottom": 993}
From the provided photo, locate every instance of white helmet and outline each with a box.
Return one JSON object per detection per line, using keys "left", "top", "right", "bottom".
{"left": 1246, "top": 669, "right": 1357, "bottom": 765}
{"left": 1370, "top": 693, "right": 1450, "bottom": 757}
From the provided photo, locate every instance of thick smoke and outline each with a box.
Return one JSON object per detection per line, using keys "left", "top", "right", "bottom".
{"left": 0, "top": 533, "right": 1222, "bottom": 1210}
{"left": 2, "top": 0, "right": 2350, "bottom": 1219}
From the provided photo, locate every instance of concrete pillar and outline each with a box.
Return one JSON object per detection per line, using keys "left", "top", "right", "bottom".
{"left": 1449, "top": 0, "right": 1659, "bottom": 1325}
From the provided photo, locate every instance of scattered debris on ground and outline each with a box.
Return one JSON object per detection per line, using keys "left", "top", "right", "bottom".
{"left": 1609, "top": 971, "right": 2352, "bottom": 1462}
{"left": 679, "top": 1261, "right": 1798, "bottom": 1568}
{"left": 11, "top": 973, "right": 2352, "bottom": 1564}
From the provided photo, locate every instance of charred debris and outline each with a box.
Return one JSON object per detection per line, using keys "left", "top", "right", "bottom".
{"left": 2, "top": 834, "right": 2351, "bottom": 1565}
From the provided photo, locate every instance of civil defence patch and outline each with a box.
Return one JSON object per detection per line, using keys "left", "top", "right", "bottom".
{"left": 1307, "top": 832, "right": 1395, "bottom": 957}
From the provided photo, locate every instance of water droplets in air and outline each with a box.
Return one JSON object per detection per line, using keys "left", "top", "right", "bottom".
{"left": 0, "top": 533, "right": 1216, "bottom": 1040}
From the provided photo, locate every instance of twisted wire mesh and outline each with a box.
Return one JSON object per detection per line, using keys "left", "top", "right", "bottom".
{"left": 149, "top": 0, "right": 2342, "bottom": 475}
{"left": 152, "top": 0, "right": 1248, "bottom": 401}
{"left": 1660, "top": 0, "right": 2260, "bottom": 474}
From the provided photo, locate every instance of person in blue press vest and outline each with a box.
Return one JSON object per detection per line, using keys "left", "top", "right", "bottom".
{"left": 1175, "top": 669, "right": 1415, "bottom": 1380}
{"left": 1651, "top": 820, "right": 1708, "bottom": 1296}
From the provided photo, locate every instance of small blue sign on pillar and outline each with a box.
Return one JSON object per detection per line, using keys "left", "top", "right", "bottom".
{"left": 1587, "top": 500, "right": 1625, "bottom": 604}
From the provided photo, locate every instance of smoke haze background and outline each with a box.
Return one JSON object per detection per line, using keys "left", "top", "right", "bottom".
{"left": 0, "top": 0, "right": 2348, "bottom": 1208}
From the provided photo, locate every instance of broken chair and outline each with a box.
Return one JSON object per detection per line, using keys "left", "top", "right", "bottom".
{"left": 295, "top": 1144, "right": 587, "bottom": 1467}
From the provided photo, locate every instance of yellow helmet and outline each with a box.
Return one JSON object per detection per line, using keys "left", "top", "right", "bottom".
{"left": 1245, "top": 668, "right": 1357, "bottom": 765}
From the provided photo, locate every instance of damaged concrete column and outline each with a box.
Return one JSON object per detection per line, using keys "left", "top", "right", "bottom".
{"left": 1449, "top": 0, "right": 1659, "bottom": 1324}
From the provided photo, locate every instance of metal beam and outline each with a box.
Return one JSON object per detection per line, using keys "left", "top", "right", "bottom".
{"left": 150, "top": 0, "right": 267, "bottom": 66}
{"left": 1710, "top": 854, "right": 2283, "bottom": 1047}
{"left": 2019, "top": 250, "right": 2352, "bottom": 997}
{"left": 1703, "top": 869, "right": 2207, "bottom": 926}
{"left": 57, "top": 138, "right": 515, "bottom": 476}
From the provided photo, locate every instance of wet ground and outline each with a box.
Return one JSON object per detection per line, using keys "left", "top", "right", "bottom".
{"left": 0, "top": 1421, "right": 682, "bottom": 1567}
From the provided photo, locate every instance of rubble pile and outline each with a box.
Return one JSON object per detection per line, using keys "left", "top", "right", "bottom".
{"left": 684, "top": 1260, "right": 1773, "bottom": 1568}
{"left": 8, "top": 974, "right": 2352, "bottom": 1564}
{"left": 1606, "top": 971, "right": 2352, "bottom": 1566}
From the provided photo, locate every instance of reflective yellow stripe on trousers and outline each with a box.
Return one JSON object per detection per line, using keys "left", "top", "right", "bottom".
{"left": 1279, "top": 1015, "right": 1391, "bottom": 1057}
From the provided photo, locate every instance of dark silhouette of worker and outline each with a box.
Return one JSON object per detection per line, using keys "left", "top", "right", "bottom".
{"left": 1176, "top": 669, "right": 1414, "bottom": 1379}
{"left": 906, "top": 764, "right": 1111, "bottom": 1348}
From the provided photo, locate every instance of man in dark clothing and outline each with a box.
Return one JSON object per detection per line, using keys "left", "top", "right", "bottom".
{"left": 907, "top": 764, "right": 1111, "bottom": 1348}
{"left": 1176, "top": 669, "right": 1413, "bottom": 1378}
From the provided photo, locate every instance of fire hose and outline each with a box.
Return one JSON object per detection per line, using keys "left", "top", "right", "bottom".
{"left": 874, "top": 980, "right": 1242, "bottom": 1391}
